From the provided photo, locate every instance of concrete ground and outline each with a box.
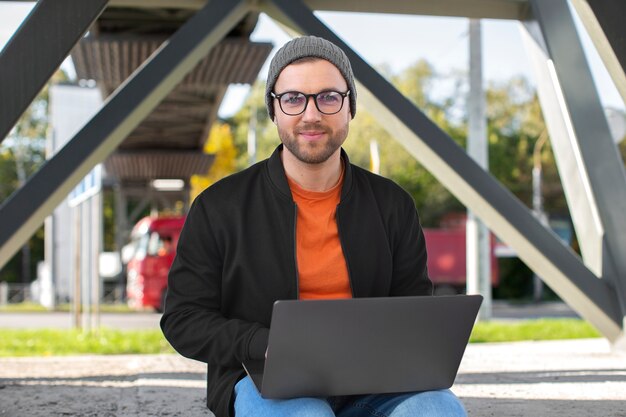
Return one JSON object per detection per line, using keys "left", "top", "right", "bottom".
{"left": 1, "top": 338, "right": 624, "bottom": 417}
{"left": 1, "top": 303, "right": 623, "bottom": 416}
{"left": 456, "top": 338, "right": 626, "bottom": 417}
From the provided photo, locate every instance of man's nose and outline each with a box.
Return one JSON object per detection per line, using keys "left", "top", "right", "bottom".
{"left": 301, "top": 96, "right": 322, "bottom": 121}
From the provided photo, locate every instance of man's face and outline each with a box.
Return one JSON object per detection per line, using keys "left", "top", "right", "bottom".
{"left": 273, "top": 58, "right": 351, "bottom": 165}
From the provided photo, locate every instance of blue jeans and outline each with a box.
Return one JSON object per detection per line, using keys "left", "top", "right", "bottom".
{"left": 233, "top": 376, "right": 467, "bottom": 417}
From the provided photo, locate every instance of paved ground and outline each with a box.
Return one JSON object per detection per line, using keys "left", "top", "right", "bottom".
{"left": 456, "top": 338, "right": 626, "bottom": 417}
{"left": 2, "top": 302, "right": 623, "bottom": 416}
{"left": 0, "top": 311, "right": 161, "bottom": 329}
{"left": 1, "top": 338, "right": 624, "bottom": 416}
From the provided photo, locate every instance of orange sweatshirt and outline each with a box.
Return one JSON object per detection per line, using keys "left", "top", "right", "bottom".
{"left": 287, "top": 169, "right": 352, "bottom": 299}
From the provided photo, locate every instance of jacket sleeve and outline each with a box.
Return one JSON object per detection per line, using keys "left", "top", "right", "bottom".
{"left": 160, "top": 195, "right": 269, "bottom": 368}
{"left": 389, "top": 194, "right": 433, "bottom": 297}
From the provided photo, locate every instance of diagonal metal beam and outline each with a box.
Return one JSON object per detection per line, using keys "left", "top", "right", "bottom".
{"left": 266, "top": 0, "right": 623, "bottom": 341}
{"left": 526, "top": 0, "right": 626, "bottom": 321}
{"left": 570, "top": 0, "right": 626, "bottom": 106}
{"left": 520, "top": 21, "right": 608, "bottom": 280}
{"left": 0, "top": 0, "right": 108, "bottom": 143}
{"left": 0, "top": 0, "right": 250, "bottom": 269}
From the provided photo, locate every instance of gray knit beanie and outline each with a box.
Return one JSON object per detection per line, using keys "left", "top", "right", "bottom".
{"left": 265, "top": 35, "right": 357, "bottom": 120}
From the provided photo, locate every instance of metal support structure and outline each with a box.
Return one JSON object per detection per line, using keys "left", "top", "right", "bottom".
{"left": 466, "top": 19, "right": 492, "bottom": 320}
{"left": 531, "top": 131, "right": 549, "bottom": 301}
{"left": 0, "top": 0, "right": 530, "bottom": 20}
{"left": 0, "top": 0, "right": 108, "bottom": 143}
{"left": 570, "top": 0, "right": 626, "bottom": 106}
{"left": 520, "top": 25, "right": 606, "bottom": 277}
{"left": 266, "top": 0, "right": 623, "bottom": 342}
{"left": 0, "top": 0, "right": 251, "bottom": 269}
{"left": 113, "top": 184, "right": 129, "bottom": 298}
{"left": 525, "top": 0, "right": 626, "bottom": 323}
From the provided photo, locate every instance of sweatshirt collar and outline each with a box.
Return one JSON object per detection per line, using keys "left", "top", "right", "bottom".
{"left": 267, "top": 144, "right": 353, "bottom": 201}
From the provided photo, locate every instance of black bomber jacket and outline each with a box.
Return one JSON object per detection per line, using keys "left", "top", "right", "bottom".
{"left": 160, "top": 145, "right": 432, "bottom": 417}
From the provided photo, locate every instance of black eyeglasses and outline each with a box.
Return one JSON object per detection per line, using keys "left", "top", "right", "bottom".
{"left": 271, "top": 90, "right": 350, "bottom": 116}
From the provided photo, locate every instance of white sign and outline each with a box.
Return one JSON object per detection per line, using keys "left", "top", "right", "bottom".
{"left": 68, "top": 164, "right": 102, "bottom": 207}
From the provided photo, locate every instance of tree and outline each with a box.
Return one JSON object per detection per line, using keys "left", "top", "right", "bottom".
{"left": 0, "top": 69, "right": 68, "bottom": 284}
{"left": 343, "top": 60, "right": 468, "bottom": 226}
{"left": 484, "top": 77, "right": 571, "bottom": 217}
{"left": 227, "top": 80, "right": 281, "bottom": 170}
{"left": 190, "top": 122, "right": 238, "bottom": 202}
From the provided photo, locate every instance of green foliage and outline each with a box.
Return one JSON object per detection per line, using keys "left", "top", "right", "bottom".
{"left": 493, "top": 258, "right": 533, "bottom": 299}
{"left": 0, "top": 328, "right": 175, "bottom": 357}
{"left": 227, "top": 79, "right": 281, "bottom": 170}
{"left": 487, "top": 78, "right": 544, "bottom": 207}
{"left": 102, "top": 189, "right": 116, "bottom": 251}
{"left": 0, "top": 70, "right": 69, "bottom": 283}
{"left": 0, "top": 302, "right": 50, "bottom": 312}
{"left": 390, "top": 59, "right": 434, "bottom": 109}
{"left": 344, "top": 61, "right": 470, "bottom": 225}
{"left": 0, "top": 147, "right": 18, "bottom": 200}
{"left": 470, "top": 319, "right": 601, "bottom": 343}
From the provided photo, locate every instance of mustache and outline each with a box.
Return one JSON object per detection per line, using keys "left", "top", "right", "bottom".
{"left": 295, "top": 123, "right": 331, "bottom": 134}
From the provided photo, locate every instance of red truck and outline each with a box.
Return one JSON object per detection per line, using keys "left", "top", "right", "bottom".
{"left": 125, "top": 216, "right": 185, "bottom": 311}
{"left": 125, "top": 215, "right": 498, "bottom": 310}
{"left": 423, "top": 227, "right": 499, "bottom": 294}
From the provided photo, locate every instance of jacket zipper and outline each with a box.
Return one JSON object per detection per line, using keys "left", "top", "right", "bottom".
{"left": 293, "top": 203, "right": 300, "bottom": 299}
{"left": 336, "top": 204, "right": 355, "bottom": 297}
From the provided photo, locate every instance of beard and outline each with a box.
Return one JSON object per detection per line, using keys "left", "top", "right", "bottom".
{"left": 277, "top": 121, "right": 349, "bottom": 164}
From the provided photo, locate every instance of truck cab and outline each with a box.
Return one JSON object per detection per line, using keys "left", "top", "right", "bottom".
{"left": 125, "top": 216, "right": 185, "bottom": 311}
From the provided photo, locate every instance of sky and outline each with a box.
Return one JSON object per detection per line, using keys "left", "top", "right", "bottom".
{"left": 1, "top": 2, "right": 624, "bottom": 120}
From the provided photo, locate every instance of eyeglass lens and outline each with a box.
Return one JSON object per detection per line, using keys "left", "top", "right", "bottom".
{"left": 279, "top": 91, "right": 344, "bottom": 115}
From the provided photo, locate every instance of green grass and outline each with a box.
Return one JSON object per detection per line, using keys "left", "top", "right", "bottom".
{"left": 470, "top": 318, "right": 601, "bottom": 343}
{"left": 0, "top": 328, "right": 175, "bottom": 357}
{"left": 0, "top": 302, "right": 52, "bottom": 312}
{"left": 0, "top": 318, "right": 602, "bottom": 357}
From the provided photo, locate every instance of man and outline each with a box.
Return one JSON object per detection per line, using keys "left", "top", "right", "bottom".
{"left": 161, "top": 36, "right": 467, "bottom": 417}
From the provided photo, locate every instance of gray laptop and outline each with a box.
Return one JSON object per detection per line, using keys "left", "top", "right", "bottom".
{"left": 242, "top": 294, "right": 482, "bottom": 399}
